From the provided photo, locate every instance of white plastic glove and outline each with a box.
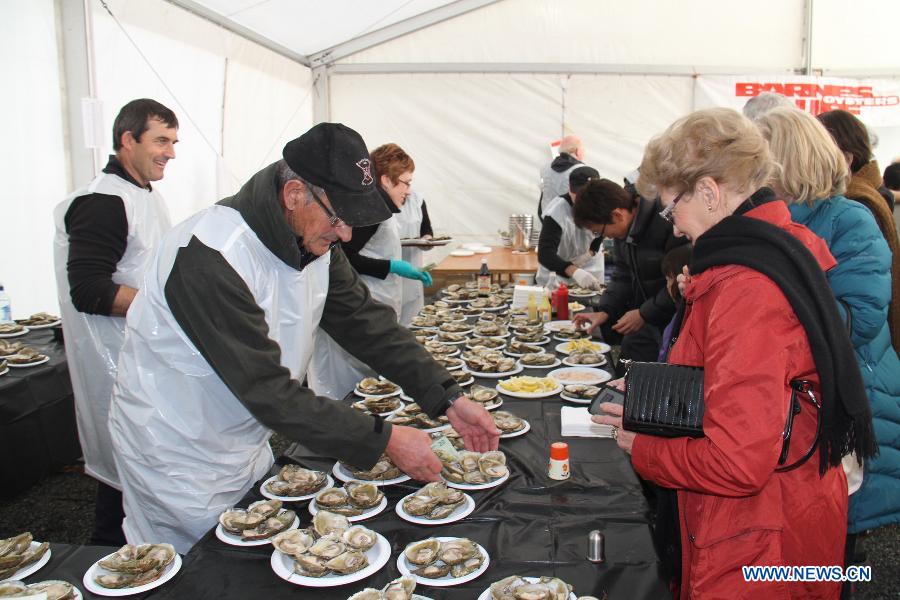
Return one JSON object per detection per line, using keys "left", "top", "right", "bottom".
{"left": 571, "top": 252, "right": 594, "bottom": 268}
{"left": 572, "top": 268, "right": 601, "bottom": 290}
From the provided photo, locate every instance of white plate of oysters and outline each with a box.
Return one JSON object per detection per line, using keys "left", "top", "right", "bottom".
{"left": 397, "top": 537, "right": 490, "bottom": 587}
{"left": 260, "top": 464, "right": 333, "bottom": 501}
{"left": 439, "top": 451, "right": 510, "bottom": 491}
{"left": 347, "top": 575, "right": 434, "bottom": 600}
{"left": 83, "top": 544, "right": 181, "bottom": 596}
{"left": 477, "top": 575, "right": 578, "bottom": 600}
{"left": 0, "top": 581, "right": 82, "bottom": 599}
{"left": 270, "top": 512, "right": 390, "bottom": 588}
{"left": 0, "top": 534, "right": 50, "bottom": 583}
{"left": 308, "top": 481, "right": 388, "bottom": 522}
{"left": 395, "top": 482, "right": 475, "bottom": 525}
{"left": 215, "top": 500, "right": 298, "bottom": 547}
{"left": 354, "top": 377, "right": 403, "bottom": 399}
{"left": 333, "top": 459, "right": 411, "bottom": 487}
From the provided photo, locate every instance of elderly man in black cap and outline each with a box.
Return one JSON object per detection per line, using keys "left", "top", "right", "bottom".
{"left": 108, "top": 123, "right": 499, "bottom": 553}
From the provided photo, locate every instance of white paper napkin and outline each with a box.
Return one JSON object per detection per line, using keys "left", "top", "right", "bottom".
{"left": 560, "top": 406, "right": 615, "bottom": 438}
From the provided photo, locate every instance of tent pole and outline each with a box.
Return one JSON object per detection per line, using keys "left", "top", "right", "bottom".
{"left": 312, "top": 66, "right": 331, "bottom": 124}
{"left": 802, "top": 0, "right": 814, "bottom": 75}
{"left": 58, "top": 0, "right": 99, "bottom": 191}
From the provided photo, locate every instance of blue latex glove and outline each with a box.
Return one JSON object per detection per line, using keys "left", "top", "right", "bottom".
{"left": 390, "top": 259, "right": 432, "bottom": 286}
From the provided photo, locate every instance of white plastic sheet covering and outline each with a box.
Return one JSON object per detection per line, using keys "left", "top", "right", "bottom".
{"left": 342, "top": 0, "right": 804, "bottom": 68}
{"left": 0, "top": 0, "right": 69, "bottom": 317}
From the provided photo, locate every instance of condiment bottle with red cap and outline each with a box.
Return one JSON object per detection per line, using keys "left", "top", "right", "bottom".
{"left": 556, "top": 283, "right": 570, "bottom": 321}
{"left": 548, "top": 442, "right": 570, "bottom": 480}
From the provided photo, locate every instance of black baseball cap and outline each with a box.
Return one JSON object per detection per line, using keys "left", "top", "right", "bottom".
{"left": 569, "top": 165, "right": 600, "bottom": 191}
{"left": 283, "top": 123, "right": 390, "bottom": 227}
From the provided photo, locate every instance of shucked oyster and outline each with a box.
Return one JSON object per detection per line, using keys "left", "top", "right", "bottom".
{"left": 489, "top": 575, "right": 574, "bottom": 600}
{"left": 356, "top": 377, "right": 399, "bottom": 395}
{"left": 346, "top": 481, "right": 384, "bottom": 508}
{"left": 271, "top": 529, "right": 315, "bottom": 557}
{"left": 265, "top": 464, "right": 328, "bottom": 497}
{"left": 312, "top": 510, "right": 351, "bottom": 537}
{"left": 241, "top": 510, "right": 296, "bottom": 541}
{"left": 404, "top": 538, "right": 440, "bottom": 565}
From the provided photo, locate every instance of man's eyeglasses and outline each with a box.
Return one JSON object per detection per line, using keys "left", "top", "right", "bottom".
{"left": 658, "top": 191, "right": 685, "bottom": 223}
{"left": 595, "top": 223, "right": 607, "bottom": 239}
{"left": 309, "top": 186, "right": 346, "bottom": 229}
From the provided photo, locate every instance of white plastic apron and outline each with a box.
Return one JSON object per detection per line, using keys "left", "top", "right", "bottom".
{"left": 396, "top": 192, "right": 425, "bottom": 325}
{"left": 536, "top": 196, "right": 604, "bottom": 286}
{"left": 307, "top": 216, "right": 402, "bottom": 400}
{"left": 108, "top": 205, "right": 329, "bottom": 553}
{"left": 52, "top": 173, "right": 171, "bottom": 490}
{"left": 540, "top": 162, "right": 580, "bottom": 217}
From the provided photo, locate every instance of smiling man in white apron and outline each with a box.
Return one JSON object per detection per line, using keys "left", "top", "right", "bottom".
{"left": 108, "top": 124, "right": 499, "bottom": 553}
{"left": 53, "top": 99, "right": 178, "bottom": 545}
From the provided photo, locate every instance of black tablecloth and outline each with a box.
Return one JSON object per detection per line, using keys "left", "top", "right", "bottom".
{"left": 147, "top": 340, "right": 668, "bottom": 599}
{"left": 0, "top": 329, "right": 81, "bottom": 498}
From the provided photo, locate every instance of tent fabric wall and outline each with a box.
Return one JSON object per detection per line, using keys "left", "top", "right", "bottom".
{"left": 0, "top": 0, "right": 313, "bottom": 317}
{"left": 330, "top": 72, "right": 695, "bottom": 262}
{"left": 0, "top": 0, "right": 69, "bottom": 319}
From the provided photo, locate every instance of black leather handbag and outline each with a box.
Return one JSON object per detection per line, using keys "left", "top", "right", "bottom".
{"left": 622, "top": 361, "right": 821, "bottom": 471}
{"left": 623, "top": 362, "right": 705, "bottom": 438}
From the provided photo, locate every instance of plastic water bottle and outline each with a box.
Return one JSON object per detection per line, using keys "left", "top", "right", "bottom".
{"left": 0, "top": 284, "right": 11, "bottom": 323}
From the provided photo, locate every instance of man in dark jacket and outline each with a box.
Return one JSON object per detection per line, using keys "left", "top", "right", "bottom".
{"left": 108, "top": 123, "right": 499, "bottom": 552}
{"left": 572, "top": 178, "right": 688, "bottom": 369}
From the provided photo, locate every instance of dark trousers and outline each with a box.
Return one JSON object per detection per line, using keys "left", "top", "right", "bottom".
{"left": 612, "top": 323, "right": 662, "bottom": 376}
{"left": 91, "top": 480, "right": 126, "bottom": 546}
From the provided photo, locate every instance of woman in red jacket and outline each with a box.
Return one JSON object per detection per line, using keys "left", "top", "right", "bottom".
{"left": 594, "top": 108, "right": 875, "bottom": 599}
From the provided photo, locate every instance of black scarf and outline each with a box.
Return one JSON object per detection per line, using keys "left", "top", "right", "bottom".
{"left": 689, "top": 193, "right": 876, "bottom": 474}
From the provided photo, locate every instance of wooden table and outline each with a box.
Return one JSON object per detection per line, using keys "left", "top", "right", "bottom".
{"left": 431, "top": 245, "right": 537, "bottom": 279}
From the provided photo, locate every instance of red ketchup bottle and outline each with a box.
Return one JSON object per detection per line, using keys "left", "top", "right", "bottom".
{"left": 556, "top": 283, "right": 569, "bottom": 321}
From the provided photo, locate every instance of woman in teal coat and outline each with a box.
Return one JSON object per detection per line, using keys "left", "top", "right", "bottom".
{"left": 758, "top": 108, "right": 900, "bottom": 551}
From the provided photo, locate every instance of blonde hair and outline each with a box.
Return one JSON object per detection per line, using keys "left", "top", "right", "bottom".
{"left": 756, "top": 107, "right": 848, "bottom": 205}
{"left": 636, "top": 107, "right": 775, "bottom": 200}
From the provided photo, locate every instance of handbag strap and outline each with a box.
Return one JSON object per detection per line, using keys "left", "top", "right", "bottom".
{"left": 775, "top": 379, "right": 821, "bottom": 472}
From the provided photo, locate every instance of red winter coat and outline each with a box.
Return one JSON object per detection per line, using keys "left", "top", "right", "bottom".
{"left": 631, "top": 202, "right": 847, "bottom": 599}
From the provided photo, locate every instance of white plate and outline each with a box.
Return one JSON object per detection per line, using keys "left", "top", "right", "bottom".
{"left": 438, "top": 327, "right": 474, "bottom": 336}
{"left": 547, "top": 367, "right": 612, "bottom": 386}
{"left": 409, "top": 325, "right": 438, "bottom": 332}
{"left": 436, "top": 338, "right": 468, "bottom": 346}
{"left": 568, "top": 290, "right": 599, "bottom": 298}
{"left": 438, "top": 361, "right": 464, "bottom": 372}
{"left": 452, "top": 375, "right": 475, "bottom": 387}
{"left": 545, "top": 320, "right": 574, "bottom": 332}
{"left": 472, "top": 331, "right": 510, "bottom": 339}
{"left": 83, "top": 552, "right": 182, "bottom": 597}
{"left": 499, "top": 419, "right": 531, "bottom": 439}
{"left": 428, "top": 347, "right": 460, "bottom": 358}
{"left": 215, "top": 510, "right": 300, "bottom": 546}
{"left": 562, "top": 355, "right": 607, "bottom": 368}
{"left": 0, "top": 328, "right": 28, "bottom": 338}
{"left": 477, "top": 304, "right": 508, "bottom": 312}
{"left": 517, "top": 357, "right": 562, "bottom": 370}
{"left": 462, "top": 243, "right": 490, "bottom": 251}
{"left": 477, "top": 577, "right": 577, "bottom": 600}
{"left": 559, "top": 392, "right": 593, "bottom": 405}
{"left": 444, "top": 469, "right": 510, "bottom": 491}
{"left": 6, "top": 356, "right": 50, "bottom": 368}
{"left": 554, "top": 341, "right": 611, "bottom": 355}
{"left": 1, "top": 542, "right": 50, "bottom": 582}
{"left": 472, "top": 247, "right": 492, "bottom": 254}
{"left": 386, "top": 414, "right": 452, "bottom": 434}
{"left": 511, "top": 336, "right": 551, "bottom": 346}
{"left": 309, "top": 495, "right": 388, "bottom": 522}
{"left": 397, "top": 537, "right": 490, "bottom": 587}
{"left": 19, "top": 320, "right": 61, "bottom": 329}
{"left": 271, "top": 532, "right": 390, "bottom": 587}
{"left": 351, "top": 400, "right": 405, "bottom": 417}
{"left": 449, "top": 250, "right": 475, "bottom": 257}
{"left": 463, "top": 365, "right": 523, "bottom": 379}
{"left": 353, "top": 387, "right": 402, "bottom": 399}
{"left": 502, "top": 348, "right": 543, "bottom": 358}
{"left": 260, "top": 474, "right": 334, "bottom": 502}
{"left": 332, "top": 462, "right": 411, "bottom": 486}
{"left": 495, "top": 381, "right": 563, "bottom": 399}
{"left": 395, "top": 492, "right": 475, "bottom": 525}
